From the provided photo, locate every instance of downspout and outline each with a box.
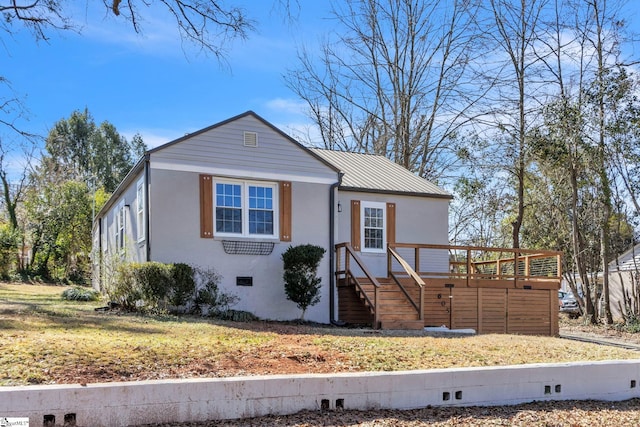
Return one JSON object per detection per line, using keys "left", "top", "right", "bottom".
{"left": 97, "top": 217, "right": 102, "bottom": 291}
{"left": 329, "top": 172, "right": 345, "bottom": 326}
{"left": 144, "top": 154, "right": 151, "bottom": 262}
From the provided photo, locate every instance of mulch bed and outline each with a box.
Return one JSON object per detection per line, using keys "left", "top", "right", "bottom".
{"left": 143, "top": 399, "right": 640, "bottom": 426}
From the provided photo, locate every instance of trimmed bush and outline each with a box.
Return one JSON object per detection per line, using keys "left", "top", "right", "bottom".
{"left": 282, "top": 244, "right": 326, "bottom": 320}
{"left": 168, "top": 263, "right": 196, "bottom": 307}
{"left": 134, "top": 262, "right": 173, "bottom": 309}
{"left": 108, "top": 262, "right": 237, "bottom": 315}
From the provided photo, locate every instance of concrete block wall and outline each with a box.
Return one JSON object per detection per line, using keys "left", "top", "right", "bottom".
{"left": 2, "top": 360, "right": 640, "bottom": 426}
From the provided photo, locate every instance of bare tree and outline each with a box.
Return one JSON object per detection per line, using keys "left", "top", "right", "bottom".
{"left": 482, "top": 0, "right": 548, "bottom": 249}
{"left": 286, "top": 0, "right": 485, "bottom": 182}
{"left": 1, "top": 1, "right": 256, "bottom": 58}
{"left": 529, "top": 0, "right": 600, "bottom": 321}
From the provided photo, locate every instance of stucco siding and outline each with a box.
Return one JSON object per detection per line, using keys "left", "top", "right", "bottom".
{"left": 150, "top": 115, "right": 336, "bottom": 184}
{"left": 336, "top": 190, "right": 450, "bottom": 277}
{"left": 149, "top": 168, "right": 333, "bottom": 323}
{"left": 93, "top": 169, "right": 147, "bottom": 290}
{"left": 609, "top": 270, "right": 640, "bottom": 321}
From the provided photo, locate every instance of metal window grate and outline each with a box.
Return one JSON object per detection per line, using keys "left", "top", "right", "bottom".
{"left": 222, "top": 240, "right": 274, "bottom": 255}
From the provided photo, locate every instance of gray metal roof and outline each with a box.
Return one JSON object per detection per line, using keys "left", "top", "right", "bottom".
{"left": 311, "top": 149, "right": 452, "bottom": 199}
{"left": 609, "top": 243, "right": 640, "bottom": 272}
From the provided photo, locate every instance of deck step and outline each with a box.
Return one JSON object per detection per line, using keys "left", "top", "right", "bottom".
{"left": 379, "top": 319, "right": 425, "bottom": 330}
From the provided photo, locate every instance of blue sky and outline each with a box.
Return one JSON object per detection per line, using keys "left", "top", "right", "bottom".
{"left": 2, "top": 1, "right": 334, "bottom": 151}
{"left": 3, "top": 1, "right": 640, "bottom": 168}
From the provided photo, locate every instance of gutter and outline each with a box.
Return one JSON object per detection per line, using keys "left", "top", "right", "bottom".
{"left": 329, "top": 172, "right": 345, "bottom": 326}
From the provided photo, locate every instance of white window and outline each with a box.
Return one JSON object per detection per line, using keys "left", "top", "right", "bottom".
{"left": 361, "top": 201, "right": 386, "bottom": 252}
{"left": 136, "top": 179, "right": 145, "bottom": 242}
{"left": 215, "top": 179, "right": 278, "bottom": 238}
{"left": 115, "top": 201, "right": 126, "bottom": 251}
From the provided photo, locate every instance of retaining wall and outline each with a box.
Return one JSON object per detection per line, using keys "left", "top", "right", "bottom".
{"left": 2, "top": 360, "right": 640, "bottom": 426}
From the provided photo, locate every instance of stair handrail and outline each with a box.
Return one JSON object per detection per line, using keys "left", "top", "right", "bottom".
{"left": 335, "top": 243, "right": 381, "bottom": 327}
{"left": 388, "top": 247, "right": 424, "bottom": 320}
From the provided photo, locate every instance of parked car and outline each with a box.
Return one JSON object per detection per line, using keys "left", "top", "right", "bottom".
{"left": 559, "top": 291, "right": 580, "bottom": 318}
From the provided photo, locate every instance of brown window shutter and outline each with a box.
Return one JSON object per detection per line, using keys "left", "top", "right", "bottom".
{"left": 199, "top": 174, "right": 214, "bottom": 238}
{"left": 386, "top": 202, "right": 396, "bottom": 247}
{"left": 280, "top": 181, "right": 292, "bottom": 242}
{"left": 351, "top": 200, "right": 361, "bottom": 251}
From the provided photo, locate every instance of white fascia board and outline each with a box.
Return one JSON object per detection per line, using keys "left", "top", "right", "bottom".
{"left": 150, "top": 159, "right": 338, "bottom": 185}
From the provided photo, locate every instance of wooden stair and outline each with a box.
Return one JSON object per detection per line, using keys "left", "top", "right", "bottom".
{"left": 346, "top": 277, "right": 423, "bottom": 330}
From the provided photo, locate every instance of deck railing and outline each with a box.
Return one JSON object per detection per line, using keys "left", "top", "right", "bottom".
{"left": 335, "top": 243, "right": 382, "bottom": 326}
{"left": 387, "top": 247, "right": 424, "bottom": 320}
{"left": 390, "top": 243, "right": 562, "bottom": 288}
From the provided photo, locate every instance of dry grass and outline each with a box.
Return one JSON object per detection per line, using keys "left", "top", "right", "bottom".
{"left": 1, "top": 283, "right": 639, "bottom": 387}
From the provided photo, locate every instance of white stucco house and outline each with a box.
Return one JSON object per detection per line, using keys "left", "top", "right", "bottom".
{"left": 92, "top": 111, "right": 452, "bottom": 324}
{"left": 608, "top": 243, "right": 640, "bottom": 321}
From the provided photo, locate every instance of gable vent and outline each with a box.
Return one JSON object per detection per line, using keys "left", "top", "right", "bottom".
{"left": 244, "top": 131, "right": 258, "bottom": 147}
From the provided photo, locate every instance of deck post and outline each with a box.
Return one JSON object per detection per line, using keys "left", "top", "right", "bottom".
{"left": 374, "top": 286, "right": 379, "bottom": 328}
{"left": 419, "top": 285, "right": 424, "bottom": 321}
{"left": 414, "top": 247, "right": 420, "bottom": 274}
{"left": 514, "top": 250, "right": 518, "bottom": 287}
{"left": 466, "top": 249, "right": 471, "bottom": 288}
{"left": 557, "top": 254, "right": 562, "bottom": 280}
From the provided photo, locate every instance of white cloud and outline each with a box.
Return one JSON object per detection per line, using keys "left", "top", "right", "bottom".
{"left": 265, "top": 98, "right": 308, "bottom": 116}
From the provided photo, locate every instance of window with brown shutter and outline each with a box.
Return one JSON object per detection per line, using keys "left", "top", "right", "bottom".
{"left": 350, "top": 200, "right": 397, "bottom": 251}
{"left": 201, "top": 175, "right": 291, "bottom": 242}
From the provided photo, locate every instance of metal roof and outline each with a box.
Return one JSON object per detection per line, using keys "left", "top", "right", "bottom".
{"left": 609, "top": 243, "right": 640, "bottom": 272}
{"left": 311, "top": 149, "right": 452, "bottom": 199}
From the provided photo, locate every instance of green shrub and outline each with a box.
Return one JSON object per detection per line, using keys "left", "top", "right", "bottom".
{"left": 215, "top": 309, "right": 258, "bottom": 322}
{"left": 110, "top": 263, "right": 143, "bottom": 309}
{"left": 168, "top": 263, "right": 195, "bottom": 307}
{"left": 134, "top": 262, "right": 173, "bottom": 308}
{"left": 193, "top": 266, "right": 237, "bottom": 315}
{"left": 0, "top": 223, "right": 18, "bottom": 280}
{"left": 282, "top": 244, "right": 326, "bottom": 320}
{"left": 61, "top": 286, "right": 100, "bottom": 301}
{"left": 108, "top": 262, "right": 236, "bottom": 314}
{"left": 616, "top": 314, "right": 640, "bottom": 334}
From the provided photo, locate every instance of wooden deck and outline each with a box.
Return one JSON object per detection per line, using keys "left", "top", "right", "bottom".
{"left": 335, "top": 243, "right": 562, "bottom": 335}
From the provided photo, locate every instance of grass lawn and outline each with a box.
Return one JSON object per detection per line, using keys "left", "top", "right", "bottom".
{"left": 1, "top": 282, "right": 638, "bottom": 387}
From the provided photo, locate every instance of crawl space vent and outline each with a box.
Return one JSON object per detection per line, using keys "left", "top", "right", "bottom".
{"left": 244, "top": 131, "right": 258, "bottom": 147}
{"left": 222, "top": 240, "right": 274, "bottom": 255}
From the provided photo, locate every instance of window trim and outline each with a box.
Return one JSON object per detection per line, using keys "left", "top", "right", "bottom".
{"left": 115, "top": 200, "right": 126, "bottom": 252}
{"left": 214, "top": 178, "right": 279, "bottom": 239}
{"left": 360, "top": 201, "right": 386, "bottom": 253}
{"left": 136, "top": 179, "right": 145, "bottom": 243}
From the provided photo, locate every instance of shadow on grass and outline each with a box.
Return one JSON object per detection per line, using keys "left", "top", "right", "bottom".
{"left": 0, "top": 300, "right": 167, "bottom": 335}
{"left": 205, "top": 318, "right": 474, "bottom": 339}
